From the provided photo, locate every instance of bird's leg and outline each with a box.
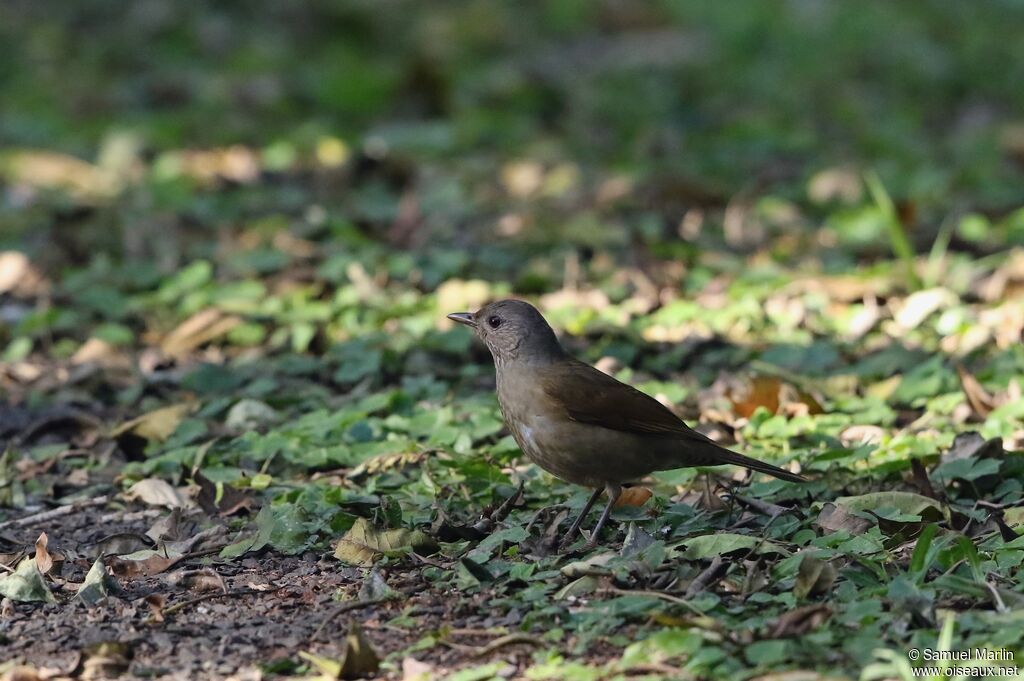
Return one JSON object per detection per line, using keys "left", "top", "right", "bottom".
{"left": 583, "top": 483, "right": 622, "bottom": 549}
{"left": 556, "top": 487, "right": 603, "bottom": 551}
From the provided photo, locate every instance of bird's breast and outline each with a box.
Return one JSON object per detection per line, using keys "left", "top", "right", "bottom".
{"left": 496, "top": 372, "right": 605, "bottom": 486}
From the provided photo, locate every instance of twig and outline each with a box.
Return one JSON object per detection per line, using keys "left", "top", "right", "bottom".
{"left": 623, "top": 662, "right": 693, "bottom": 678}
{"left": 312, "top": 597, "right": 388, "bottom": 641}
{"left": 0, "top": 495, "right": 110, "bottom": 531}
{"left": 685, "top": 555, "right": 725, "bottom": 598}
{"left": 153, "top": 588, "right": 262, "bottom": 621}
{"left": 725, "top": 492, "right": 791, "bottom": 518}
{"left": 740, "top": 557, "right": 764, "bottom": 597}
{"left": 409, "top": 552, "right": 450, "bottom": 569}
{"left": 355, "top": 621, "right": 408, "bottom": 635}
{"left": 599, "top": 587, "right": 704, "bottom": 615}
{"left": 976, "top": 499, "right": 1024, "bottom": 510}
{"left": 523, "top": 505, "right": 553, "bottom": 533}
{"left": 98, "top": 508, "right": 161, "bottom": 524}
{"left": 445, "top": 627, "right": 509, "bottom": 637}
{"left": 737, "top": 511, "right": 783, "bottom": 565}
{"left": 985, "top": 581, "right": 1008, "bottom": 614}
{"left": 180, "top": 546, "right": 229, "bottom": 562}
{"left": 472, "top": 633, "right": 544, "bottom": 658}
{"left": 436, "top": 626, "right": 549, "bottom": 658}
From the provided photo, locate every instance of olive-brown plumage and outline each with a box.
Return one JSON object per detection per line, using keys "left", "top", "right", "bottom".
{"left": 448, "top": 299, "right": 805, "bottom": 549}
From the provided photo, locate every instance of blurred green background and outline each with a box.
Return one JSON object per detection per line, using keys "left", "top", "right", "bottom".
{"left": 2, "top": 0, "right": 1023, "bottom": 375}
{"left": 3, "top": 1, "right": 1024, "bottom": 257}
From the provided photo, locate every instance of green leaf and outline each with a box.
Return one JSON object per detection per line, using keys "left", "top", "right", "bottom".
{"left": 681, "top": 533, "right": 789, "bottom": 560}
{"left": 225, "top": 399, "right": 279, "bottom": 431}
{"left": 0, "top": 557, "right": 56, "bottom": 603}
{"left": 357, "top": 569, "right": 399, "bottom": 602}
{"left": 865, "top": 170, "right": 921, "bottom": 290}
{"left": 909, "top": 523, "right": 940, "bottom": 579}
{"left": 77, "top": 558, "right": 113, "bottom": 606}
{"left": 465, "top": 526, "right": 530, "bottom": 564}
{"left": 3, "top": 336, "right": 33, "bottom": 362}
{"left": 620, "top": 629, "right": 703, "bottom": 668}
{"left": 835, "top": 491, "right": 945, "bottom": 523}
{"left": 455, "top": 557, "right": 494, "bottom": 591}
{"left": 554, "top": 576, "right": 602, "bottom": 600}
{"left": 745, "top": 639, "right": 790, "bottom": 666}
{"left": 220, "top": 503, "right": 276, "bottom": 559}
{"left": 793, "top": 553, "right": 836, "bottom": 599}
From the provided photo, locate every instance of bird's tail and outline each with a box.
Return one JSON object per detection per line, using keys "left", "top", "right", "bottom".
{"left": 715, "top": 448, "right": 807, "bottom": 483}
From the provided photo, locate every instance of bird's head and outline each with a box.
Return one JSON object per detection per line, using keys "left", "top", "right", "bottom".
{"left": 447, "top": 299, "right": 565, "bottom": 366}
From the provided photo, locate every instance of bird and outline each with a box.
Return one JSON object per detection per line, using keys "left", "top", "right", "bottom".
{"left": 447, "top": 299, "right": 805, "bottom": 550}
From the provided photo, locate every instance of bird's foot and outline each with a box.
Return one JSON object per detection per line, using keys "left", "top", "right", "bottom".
{"left": 556, "top": 525, "right": 588, "bottom": 553}
{"left": 556, "top": 537, "right": 577, "bottom": 554}
{"left": 558, "top": 533, "right": 604, "bottom": 554}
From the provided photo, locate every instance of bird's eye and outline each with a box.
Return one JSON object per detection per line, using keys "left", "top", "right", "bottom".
{"left": 487, "top": 315, "right": 502, "bottom": 329}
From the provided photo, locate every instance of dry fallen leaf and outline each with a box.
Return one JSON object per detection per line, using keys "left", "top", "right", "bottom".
{"left": 299, "top": 622, "right": 381, "bottom": 680}
{"left": 71, "top": 338, "right": 131, "bottom": 369}
{"left": 614, "top": 486, "right": 653, "bottom": 508}
{"left": 194, "top": 470, "right": 254, "bottom": 516}
{"left": 339, "top": 621, "right": 381, "bottom": 679}
{"left": 699, "top": 475, "right": 728, "bottom": 512}
{"left": 111, "top": 404, "right": 193, "bottom": 443}
{"left": 839, "top": 424, "right": 885, "bottom": 447}
{"left": 892, "top": 287, "right": 957, "bottom": 331}
{"left": 0, "top": 664, "right": 47, "bottom": 681}
{"left": 33, "top": 532, "right": 52, "bottom": 575}
{"left": 348, "top": 451, "right": 425, "bottom": 479}
{"left": 401, "top": 656, "right": 436, "bottom": 681}
{"left": 76, "top": 641, "right": 132, "bottom": 681}
{"left": 807, "top": 166, "right": 862, "bottom": 204}
{"left": 4, "top": 149, "right": 119, "bottom": 200}
{"left": 957, "top": 364, "right": 997, "bottom": 419}
{"left": 334, "top": 518, "right": 439, "bottom": 567}
{"left": 93, "top": 532, "right": 155, "bottom": 557}
{"left": 160, "top": 308, "right": 241, "bottom": 357}
{"left": 168, "top": 568, "right": 226, "bottom": 594}
{"left": 942, "top": 432, "right": 1004, "bottom": 464}
{"left": 767, "top": 603, "right": 832, "bottom": 638}
{"left": 436, "top": 279, "right": 492, "bottom": 328}
{"left": 146, "top": 508, "right": 188, "bottom": 543}
{"left": 814, "top": 503, "right": 872, "bottom": 535}
{"left": 107, "top": 550, "right": 184, "bottom": 579}
{"left": 0, "top": 250, "right": 47, "bottom": 296}
{"left": 728, "top": 375, "right": 823, "bottom": 419}
{"left": 146, "top": 594, "right": 166, "bottom": 623}
{"left": 793, "top": 554, "right": 836, "bottom": 599}
{"left": 160, "top": 146, "right": 260, "bottom": 186}
{"left": 125, "top": 479, "right": 188, "bottom": 509}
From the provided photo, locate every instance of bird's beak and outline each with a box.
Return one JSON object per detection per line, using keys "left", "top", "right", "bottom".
{"left": 446, "top": 312, "right": 477, "bottom": 327}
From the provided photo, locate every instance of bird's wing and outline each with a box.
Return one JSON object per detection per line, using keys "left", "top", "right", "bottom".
{"left": 539, "top": 359, "right": 709, "bottom": 440}
{"left": 539, "top": 359, "right": 807, "bottom": 482}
